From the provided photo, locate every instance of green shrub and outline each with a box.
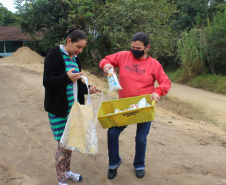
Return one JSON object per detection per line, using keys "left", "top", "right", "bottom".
{"left": 177, "top": 28, "right": 205, "bottom": 82}
{"left": 204, "top": 11, "right": 226, "bottom": 75}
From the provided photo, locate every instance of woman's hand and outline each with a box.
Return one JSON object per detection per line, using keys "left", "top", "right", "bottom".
{"left": 151, "top": 92, "right": 160, "bottom": 103}
{"left": 89, "top": 86, "right": 102, "bottom": 94}
{"left": 67, "top": 68, "right": 83, "bottom": 82}
{"left": 103, "top": 64, "right": 114, "bottom": 76}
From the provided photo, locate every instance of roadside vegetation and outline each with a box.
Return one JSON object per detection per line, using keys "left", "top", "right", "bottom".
{"left": 167, "top": 70, "right": 226, "bottom": 95}
{"left": 171, "top": 8, "right": 226, "bottom": 95}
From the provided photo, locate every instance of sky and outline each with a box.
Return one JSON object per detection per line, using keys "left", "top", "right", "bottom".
{"left": 0, "top": 0, "right": 17, "bottom": 13}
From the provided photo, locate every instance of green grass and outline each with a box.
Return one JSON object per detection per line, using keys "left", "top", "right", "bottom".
{"left": 166, "top": 69, "right": 226, "bottom": 95}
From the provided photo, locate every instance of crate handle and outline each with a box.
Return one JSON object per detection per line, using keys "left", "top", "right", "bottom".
{"left": 151, "top": 99, "right": 156, "bottom": 106}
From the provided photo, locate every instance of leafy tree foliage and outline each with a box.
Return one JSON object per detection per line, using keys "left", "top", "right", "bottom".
{"left": 15, "top": 0, "right": 177, "bottom": 66}
{"left": 0, "top": 3, "right": 18, "bottom": 26}
{"left": 15, "top": 0, "right": 72, "bottom": 53}
{"left": 15, "top": 0, "right": 225, "bottom": 75}
{"left": 208, "top": 0, "right": 226, "bottom": 18}
{"left": 166, "top": 0, "right": 226, "bottom": 72}
{"left": 177, "top": 9, "right": 226, "bottom": 77}
{"left": 96, "top": 0, "right": 177, "bottom": 59}
{"left": 168, "top": 0, "right": 209, "bottom": 31}
{"left": 168, "top": 0, "right": 226, "bottom": 32}
{"left": 204, "top": 10, "right": 226, "bottom": 75}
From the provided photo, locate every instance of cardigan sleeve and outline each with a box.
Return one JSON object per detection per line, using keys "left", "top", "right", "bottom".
{"left": 43, "top": 51, "right": 72, "bottom": 89}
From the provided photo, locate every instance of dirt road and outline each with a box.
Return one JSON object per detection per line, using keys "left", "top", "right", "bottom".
{"left": 168, "top": 83, "right": 226, "bottom": 130}
{"left": 0, "top": 59, "right": 226, "bottom": 185}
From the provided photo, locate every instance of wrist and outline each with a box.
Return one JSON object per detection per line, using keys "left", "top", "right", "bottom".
{"left": 154, "top": 87, "right": 163, "bottom": 96}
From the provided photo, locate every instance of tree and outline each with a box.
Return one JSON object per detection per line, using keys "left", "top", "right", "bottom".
{"left": 177, "top": 9, "right": 226, "bottom": 78}
{"left": 168, "top": 0, "right": 226, "bottom": 32}
{"left": 168, "top": 0, "right": 210, "bottom": 32}
{"left": 15, "top": 0, "right": 73, "bottom": 53}
{"left": 96, "top": 0, "right": 177, "bottom": 59}
{"left": 15, "top": 0, "right": 177, "bottom": 67}
{"left": 208, "top": 0, "right": 226, "bottom": 18}
{"left": 0, "top": 3, "right": 18, "bottom": 26}
{"left": 204, "top": 10, "right": 226, "bottom": 75}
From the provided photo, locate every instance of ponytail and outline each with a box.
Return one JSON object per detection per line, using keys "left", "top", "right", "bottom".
{"left": 66, "top": 25, "right": 86, "bottom": 43}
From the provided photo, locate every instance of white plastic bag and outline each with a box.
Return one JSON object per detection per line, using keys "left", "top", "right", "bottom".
{"left": 137, "top": 97, "right": 147, "bottom": 108}
{"left": 108, "top": 69, "right": 122, "bottom": 92}
{"left": 114, "top": 109, "right": 123, "bottom": 113}
{"left": 60, "top": 76, "right": 103, "bottom": 154}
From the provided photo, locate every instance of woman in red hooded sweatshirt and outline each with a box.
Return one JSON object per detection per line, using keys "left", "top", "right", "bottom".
{"left": 99, "top": 32, "right": 171, "bottom": 180}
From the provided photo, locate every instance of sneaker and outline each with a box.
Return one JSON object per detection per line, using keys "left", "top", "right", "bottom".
{"left": 135, "top": 169, "right": 145, "bottom": 179}
{"left": 108, "top": 161, "right": 122, "bottom": 180}
{"left": 65, "top": 171, "right": 82, "bottom": 182}
{"left": 59, "top": 183, "right": 68, "bottom": 185}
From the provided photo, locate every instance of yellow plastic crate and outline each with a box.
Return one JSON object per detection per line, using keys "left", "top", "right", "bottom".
{"left": 98, "top": 94, "right": 155, "bottom": 129}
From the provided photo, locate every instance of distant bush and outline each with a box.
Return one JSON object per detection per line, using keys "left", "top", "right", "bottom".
{"left": 177, "top": 28, "right": 205, "bottom": 82}
{"left": 204, "top": 11, "right": 226, "bottom": 75}
{"left": 177, "top": 10, "right": 226, "bottom": 80}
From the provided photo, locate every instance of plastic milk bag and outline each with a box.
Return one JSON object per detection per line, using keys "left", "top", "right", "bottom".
{"left": 108, "top": 69, "right": 122, "bottom": 92}
{"left": 136, "top": 97, "right": 147, "bottom": 108}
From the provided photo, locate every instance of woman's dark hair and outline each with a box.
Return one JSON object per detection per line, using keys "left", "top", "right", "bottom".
{"left": 131, "top": 32, "right": 150, "bottom": 47}
{"left": 66, "top": 25, "right": 86, "bottom": 43}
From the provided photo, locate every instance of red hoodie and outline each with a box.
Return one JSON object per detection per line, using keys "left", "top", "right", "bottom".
{"left": 99, "top": 51, "right": 171, "bottom": 99}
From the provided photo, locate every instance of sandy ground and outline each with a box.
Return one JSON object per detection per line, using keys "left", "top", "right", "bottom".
{"left": 0, "top": 47, "right": 226, "bottom": 185}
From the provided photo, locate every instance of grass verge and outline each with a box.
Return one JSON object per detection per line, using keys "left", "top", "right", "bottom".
{"left": 166, "top": 69, "right": 226, "bottom": 95}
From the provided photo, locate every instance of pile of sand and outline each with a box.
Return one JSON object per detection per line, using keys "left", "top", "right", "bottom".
{"left": 0, "top": 46, "right": 114, "bottom": 95}
{"left": 0, "top": 46, "right": 44, "bottom": 64}
{"left": 0, "top": 46, "right": 44, "bottom": 73}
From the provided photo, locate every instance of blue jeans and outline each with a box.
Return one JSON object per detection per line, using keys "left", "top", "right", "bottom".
{"left": 107, "top": 121, "right": 151, "bottom": 170}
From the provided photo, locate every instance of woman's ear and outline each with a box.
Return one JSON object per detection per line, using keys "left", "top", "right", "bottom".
{"left": 66, "top": 38, "right": 72, "bottom": 45}
{"left": 145, "top": 44, "right": 150, "bottom": 52}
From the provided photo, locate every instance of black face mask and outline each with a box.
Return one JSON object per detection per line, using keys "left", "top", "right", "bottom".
{"left": 131, "top": 49, "right": 145, "bottom": 58}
